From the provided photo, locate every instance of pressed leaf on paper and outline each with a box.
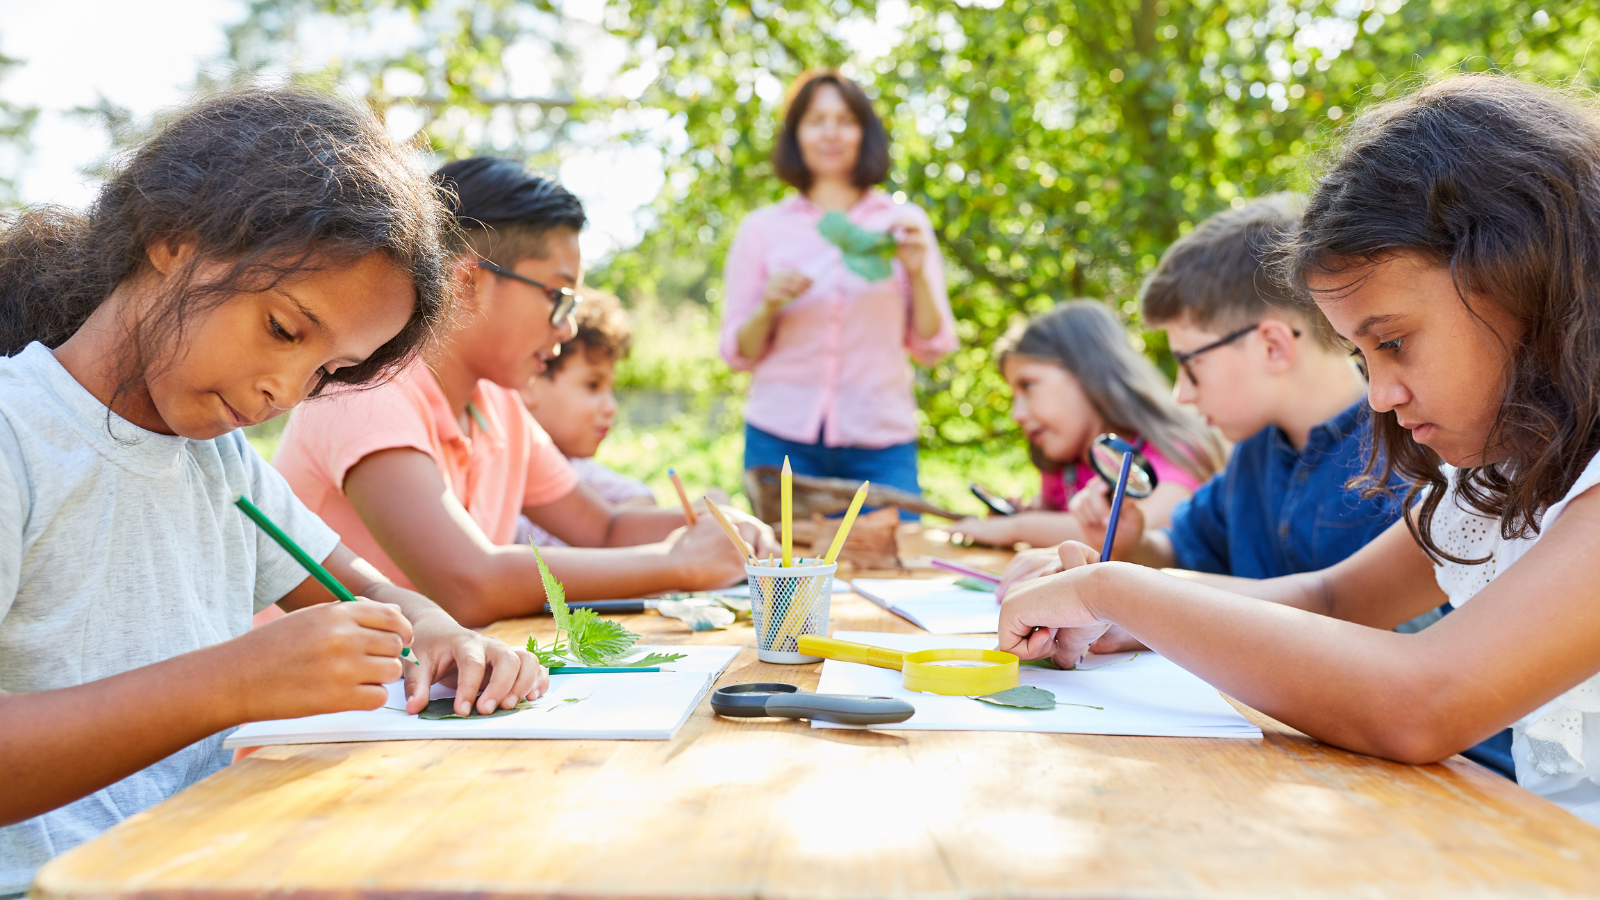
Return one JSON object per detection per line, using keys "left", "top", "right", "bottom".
{"left": 416, "top": 699, "right": 536, "bottom": 720}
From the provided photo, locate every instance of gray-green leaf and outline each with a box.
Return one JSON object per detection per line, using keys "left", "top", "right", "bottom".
{"left": 417, "top": 698, "right": 536, "bottom": 720}
{"left": 818, "top": 211, "right": 896, "bottom": 281}
{"left": 973, "top": 685, "right": 1058, "bottom": 709}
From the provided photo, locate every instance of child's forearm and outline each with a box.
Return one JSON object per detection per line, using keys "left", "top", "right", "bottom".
{"left": 1129, "top": 530, "right": 1178, "bottom": 568}
{"left": 1004, "top": 511, "right": 1092, "bottom": 547}
{"left": 418, "top": 543, "right": 689, "bottom": 627}
{"left": 604, "top": 506, "right": 697, "bottom": 546}
{"left": 0, "top": 643, "right": 245, "bottom": 827}
{"left": 1079, "top": 564, "right": 1472, "bottom": 762}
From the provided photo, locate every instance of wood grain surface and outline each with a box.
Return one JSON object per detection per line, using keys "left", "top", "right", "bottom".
{"left": 33, "top": 528, "right": 1600, "bottom": 900}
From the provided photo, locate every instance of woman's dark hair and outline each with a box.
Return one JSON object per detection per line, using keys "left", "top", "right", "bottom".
{"left": 998, "top": 299, "right": 1227, "bottom": 483}
{"left": 0, "top": 88, "right": 452, "bottom": 399}
{"left": 1283, "top": 74, "right": 1600, "bottom": 562}
{"left": 773, "top": 70, "right": 890, "bottom": 192}
{"left": 433, "top": 156, "right": 586, "bottom": 264}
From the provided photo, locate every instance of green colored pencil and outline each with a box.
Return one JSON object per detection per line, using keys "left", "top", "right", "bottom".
{"left": 234, "top": 494, "right": 417, "bottom": 664}
{"left": 548, "top": 666, "right": 661, "bottom": 674}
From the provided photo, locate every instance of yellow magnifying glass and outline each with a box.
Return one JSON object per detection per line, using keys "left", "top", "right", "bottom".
{"left": 796, "top": 635, "right": 1019, "bottom": 696}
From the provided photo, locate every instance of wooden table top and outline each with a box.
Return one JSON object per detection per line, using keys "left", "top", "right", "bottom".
{"left": 34, "top": 529, "right": 1600, "bottom": 900}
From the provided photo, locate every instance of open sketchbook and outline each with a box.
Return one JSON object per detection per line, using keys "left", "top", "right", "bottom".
{"left": 852, "top": 577, "right": 1000, "bottom": 634}
{"left": 224, "top": 645, "right": 739, "bottom": 747}
{"left": 812, "top": 632, "right": 1261, "bottom": 739}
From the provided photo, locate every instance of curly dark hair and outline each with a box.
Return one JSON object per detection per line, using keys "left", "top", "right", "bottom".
{"left": 0, "top": 88, "right": 453, "bottom": 408}
{"left": 1283, "top": 74, "right": 1600, "bottom": 563}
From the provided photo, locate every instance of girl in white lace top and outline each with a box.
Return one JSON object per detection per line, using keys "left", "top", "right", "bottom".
{"left": 996, "top": 75, "right": 1600, "bottom": 826}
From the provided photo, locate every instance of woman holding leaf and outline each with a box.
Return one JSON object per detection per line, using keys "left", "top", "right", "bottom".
{"left": 720, "top": 69, "right": 957, "bottom": 516}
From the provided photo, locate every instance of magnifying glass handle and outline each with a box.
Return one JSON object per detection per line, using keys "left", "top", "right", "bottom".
{"left": 765, "top": 693, "right": 915, "bottom": 725}
{"left": 1100, "top": 450, "right": 1136, "bottom": 562}
{"left": 796, "top": 635, "right": 908, "bottom": 670}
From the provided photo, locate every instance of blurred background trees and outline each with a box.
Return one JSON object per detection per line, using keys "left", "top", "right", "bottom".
{"left": 7, "top": 1, "right": 1597, "bottom": 510}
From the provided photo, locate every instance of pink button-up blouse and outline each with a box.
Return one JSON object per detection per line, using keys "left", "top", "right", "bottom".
{"left": 719, "top": 190, "right": 958, "bottom": 449}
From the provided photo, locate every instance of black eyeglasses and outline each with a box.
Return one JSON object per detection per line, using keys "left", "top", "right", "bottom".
{"left": 1171, "top": 323, "right": 1301, "bottom": 386}
{"left": 478, "top": 260, "right": 582, "bottom": 328}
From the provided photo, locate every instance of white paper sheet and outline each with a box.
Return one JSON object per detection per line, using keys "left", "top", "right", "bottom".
{"left": 812, "top": 632, "right": 1262, "bottom": 739}
{"left": 224, "top": 645, "right": 739, "bottom": 747}
{"left": 851, "top": 577, "right": 1000, "bottom": 634}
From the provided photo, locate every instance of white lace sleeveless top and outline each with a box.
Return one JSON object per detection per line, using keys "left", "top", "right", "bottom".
{"left": 1432, "top": 455, "right": 1600, "bottom": 825}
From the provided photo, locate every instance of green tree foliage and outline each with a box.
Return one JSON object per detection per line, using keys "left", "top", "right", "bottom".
{"left": 0, "top": 44, "right": 40, "bottom": 206}
{"left": 598, "top": 0, "right": 1598, "bottom": 454}
{"left": 216, "top": 0, "right": 1598, "bottom": 473}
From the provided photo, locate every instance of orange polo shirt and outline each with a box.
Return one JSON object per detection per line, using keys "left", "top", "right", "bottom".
{"left": 273, "top": 360, "right": 578, "bottom": 590}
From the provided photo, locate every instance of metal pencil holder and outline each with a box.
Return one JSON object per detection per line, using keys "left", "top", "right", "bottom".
{"left": 747, "top": 559, "right": 836, "bottom": 664}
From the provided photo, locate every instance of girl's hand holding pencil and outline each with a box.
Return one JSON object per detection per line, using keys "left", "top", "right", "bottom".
{"left": 995, "top": 541, "right": 1115, "bottom": 669}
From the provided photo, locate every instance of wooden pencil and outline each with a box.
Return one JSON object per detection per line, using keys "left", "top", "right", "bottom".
{"left": 667, "top": 469, "right": 698, "bottom": 524}
{"left": 701, "top": 497, "right": 753, "bottom": 561}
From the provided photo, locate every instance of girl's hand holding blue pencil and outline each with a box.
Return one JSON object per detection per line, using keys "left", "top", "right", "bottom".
{"left": 995, "top": 541, "right": 1116, "bottom": 669}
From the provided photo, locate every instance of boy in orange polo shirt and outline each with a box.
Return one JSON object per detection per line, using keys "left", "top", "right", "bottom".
{"left": 274, "top": 158, "right": 775, "bottom": 626}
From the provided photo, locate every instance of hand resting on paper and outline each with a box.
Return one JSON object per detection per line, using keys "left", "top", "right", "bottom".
{"left": 997, "top": 539, "right": 1165, "bottom": 665}
{"left": 997, "top": 542, "right": 1149, "bottom": 655}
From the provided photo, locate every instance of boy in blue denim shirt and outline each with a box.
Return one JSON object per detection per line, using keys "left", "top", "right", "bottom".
{"left": 1080, "top": 195, "right": 1399, "bottom": 581}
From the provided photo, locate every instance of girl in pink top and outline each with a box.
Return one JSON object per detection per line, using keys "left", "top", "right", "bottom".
{"left": 720, "top": 70, "right": 957, "bottom": 517}
{"left": 953, "top": 300, "right": 1226, "bottom": 548}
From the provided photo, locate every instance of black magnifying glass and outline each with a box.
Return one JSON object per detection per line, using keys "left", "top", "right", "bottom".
{"left": 1086, "top": 434, "right": 1159, "bottom": 499}
{"left": 1085, "top": 434, "right": 1158, "bottom": 562}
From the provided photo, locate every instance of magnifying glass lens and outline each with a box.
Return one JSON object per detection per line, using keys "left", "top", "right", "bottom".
{"left": 1087, "top": 434, "right": 1159, "bottom": 499}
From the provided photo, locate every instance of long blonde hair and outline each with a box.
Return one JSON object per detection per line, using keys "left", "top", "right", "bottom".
{"left": 999, "top": 299, "right": 1226, "bottom": 483}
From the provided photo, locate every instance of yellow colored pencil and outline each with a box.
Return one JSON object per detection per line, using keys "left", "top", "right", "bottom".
{"left": 780, "top": 456, "right": 793, "bottom": 567}
{"left": 667, "top": 469, "right": 698, "bottom": 524}
{"left": 822, "top": 481, "right": 870, "bottom": 565}
{"left": 701, "top": 497, "right": 752, "bottom": 560}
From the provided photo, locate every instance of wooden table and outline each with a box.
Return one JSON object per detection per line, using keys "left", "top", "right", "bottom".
{"left": 35, "top": 529, "right": 1600, "bottom": 899}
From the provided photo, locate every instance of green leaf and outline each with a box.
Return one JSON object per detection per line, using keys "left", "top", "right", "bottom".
{"left": 530, "top": 543, "right": 569, "bottom": 632}
{"left": 625, "top": 651, "right": 690, "bottom": 667}
{"left": 417, "top": 698, "right": 535, "bottom": 720}
{"left": 818, "top": 212, "right": 896, "bottom": 281}
{"left": 525, "top": 539, "right": 684, "bottom": 669}
{"left": 973, "top": 685, "right": 1058, "bottom": 709}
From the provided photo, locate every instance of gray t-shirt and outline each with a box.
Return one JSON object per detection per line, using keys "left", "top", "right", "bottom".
{"left": 0, "top": 342, "right": 340, "bottom": 895}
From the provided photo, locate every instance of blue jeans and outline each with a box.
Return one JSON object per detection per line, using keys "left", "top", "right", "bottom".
{"left": 743, "top": 423, "right": 921, "bottom": 521}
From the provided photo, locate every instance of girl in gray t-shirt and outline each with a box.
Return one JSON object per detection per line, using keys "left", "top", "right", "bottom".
{"left": 0, "top": 90, "right": 548, "bottom": 897}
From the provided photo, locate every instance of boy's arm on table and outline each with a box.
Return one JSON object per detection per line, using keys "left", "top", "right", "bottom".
{"left": 949, "top": 510, "right": 1093, "bottom": 548}
{"left": 0, "top": 595, "right": 414, "bottom": 827}
{"left": 343, "top": 448, "right": 754, "bottom": 627}
{"left": 277, "top": 545, "right": 547, "bottom": 716}
{"left": 1000, "top": 496, "right": 1600, "bottom": 763}
{"left": 525, "top": 481, "right": 773, "bottom": 550}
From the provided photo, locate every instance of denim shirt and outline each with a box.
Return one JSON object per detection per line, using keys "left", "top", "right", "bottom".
{"left": 1166, "top": 400, "right": 1402, "bottom": 578}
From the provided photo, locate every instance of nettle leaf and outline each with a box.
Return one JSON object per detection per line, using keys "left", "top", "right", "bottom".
{"left": 417, "top": 698, "right": 535, "bottom": 720}
{"left": 627, "top": 651, "right": 690, "bottom": 667}
{"left": 525, "top": 540, "right": 686, "bottom": 669}
{"left": 973, "top": 686, "right": 1058, "bottom": 710}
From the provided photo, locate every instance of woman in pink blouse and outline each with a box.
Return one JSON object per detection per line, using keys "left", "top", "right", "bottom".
{"left": 720, "top": 70, "right": 957, "bottom": 516}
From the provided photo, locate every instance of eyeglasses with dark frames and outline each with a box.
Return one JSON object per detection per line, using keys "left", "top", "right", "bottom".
{"left": 477, "top": 260, "right": 582, "bottom": 329}
{"left": 1171, "top": 322, "right": 1301, "bottom": 387}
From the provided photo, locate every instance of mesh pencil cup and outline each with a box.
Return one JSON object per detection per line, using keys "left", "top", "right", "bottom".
{"left": 747, "top": 560, "right": 835, "bottom": 664}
